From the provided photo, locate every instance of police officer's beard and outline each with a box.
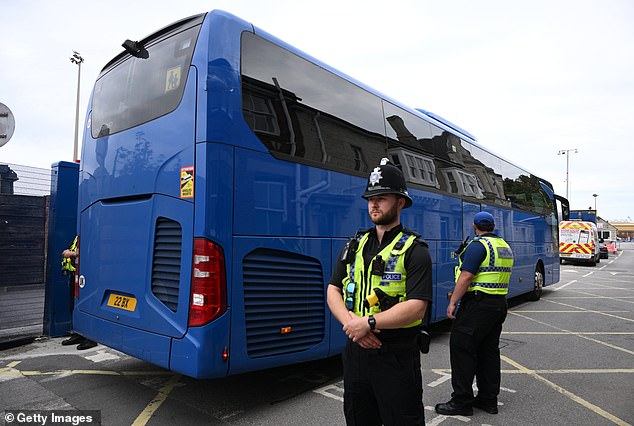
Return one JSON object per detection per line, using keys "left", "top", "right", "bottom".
{"left": 371, "top": 203, "right": 399, "bottom": 226}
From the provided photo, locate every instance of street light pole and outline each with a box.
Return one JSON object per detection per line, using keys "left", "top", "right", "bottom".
{"left": 557, "top": 148, "right": 578, "bottom": 200}
{"left": 70, "top": 51, "right": 84, "bottom": 162}
{"left": 593, "top": 193, "right": 598, "bottom": 212}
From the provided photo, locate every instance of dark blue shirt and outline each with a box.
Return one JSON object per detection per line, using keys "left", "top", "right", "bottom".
{"left": 459, "top": 233, "right": 498, "bottom": 275}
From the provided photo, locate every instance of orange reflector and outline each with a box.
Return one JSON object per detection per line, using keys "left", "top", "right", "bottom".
{"left": 280, "top": 327, "right": 292, "bottom": 334}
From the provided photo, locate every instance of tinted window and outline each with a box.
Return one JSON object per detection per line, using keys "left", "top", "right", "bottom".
{"left": 92, "top": 24, "right": 200, "bottom": 137}
{"left": 241, "top": 32, "right": 386, "bottom": 174}
{"left": 497, "top": 160, "right": 552, "bottom": 212}
{"left": 240, "top": 32, "right": 552, "bottom": 215}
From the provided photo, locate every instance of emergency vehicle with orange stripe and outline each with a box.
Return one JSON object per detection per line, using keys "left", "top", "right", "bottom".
{"left": 559, "top": 220, "right": 601, "bottom": 266}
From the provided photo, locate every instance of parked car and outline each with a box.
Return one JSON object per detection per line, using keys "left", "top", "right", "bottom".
{"left": 599, "top": 239, "right": 609, "bottom": 259}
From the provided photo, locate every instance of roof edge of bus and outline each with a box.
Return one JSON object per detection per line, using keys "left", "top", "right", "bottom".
{"left": 249, "top": 23, "right": 480, "bottom": 145}
{"left": 415, "top": 106, "right": 551, "bottom": 186}
{"left": 414, "top": 108, "right": 477, "bottom": 141}
{"left": 411, "top": 106, "right": 552, "bottom": 186}
{"left": 247, "top": 25, "right": 450, "bottom": 132}
{"left": 100, "top": 12, "right": 208, "bottom": 73}
{"left": 248, "top": 19, "right": 555, "bottom": 188}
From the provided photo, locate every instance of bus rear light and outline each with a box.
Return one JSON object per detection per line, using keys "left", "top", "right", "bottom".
{"left": 193, "top": 269, "right": 210, "bottom": 278}
{"left": 189, "top": 238, "right": 227, "bottom": 327}
{"left": 192, "top": 293, "right": 205, "bottom": 306}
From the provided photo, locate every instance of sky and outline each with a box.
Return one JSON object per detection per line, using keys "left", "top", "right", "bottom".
{"left": 1, "top": 0, "right": 633, "bottom": 221}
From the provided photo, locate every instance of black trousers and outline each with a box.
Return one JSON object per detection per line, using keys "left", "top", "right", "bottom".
{"left": 342, "top": 338, "right": 425, "bottom": 426}
{"left": 449, "top": 293, "right": 507, "bottom": 406}
{"left": 68, "top": 275, "right": 75, "bottom": 313}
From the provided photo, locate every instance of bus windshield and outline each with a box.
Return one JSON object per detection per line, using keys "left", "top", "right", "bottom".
{"left": 91, "top": 23, "right": 201, "bottom": 137}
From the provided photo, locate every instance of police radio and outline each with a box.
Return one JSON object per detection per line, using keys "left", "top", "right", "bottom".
{"left": 371, "top": 255, "right": 385, "bottom": 276}
{"left": 341, "top": 237, "right": 359, "bottom": 264}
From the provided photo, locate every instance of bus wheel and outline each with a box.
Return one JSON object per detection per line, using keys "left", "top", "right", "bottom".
{"left": 529, "top": 267, "right": 544, "bottom": 301}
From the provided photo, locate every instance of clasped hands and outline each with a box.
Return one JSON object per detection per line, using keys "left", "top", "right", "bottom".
{"left": 342, "top": 311, "right": 381, "bottom": 349}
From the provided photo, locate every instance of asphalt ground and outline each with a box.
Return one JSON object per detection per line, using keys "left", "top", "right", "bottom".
{"left": 1, "top": 246, "right": 633, "bottom": 425}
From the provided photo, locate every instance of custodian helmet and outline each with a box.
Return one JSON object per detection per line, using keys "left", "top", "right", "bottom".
{"left": 362, "top": 158, "right": 413, "bottom": 208}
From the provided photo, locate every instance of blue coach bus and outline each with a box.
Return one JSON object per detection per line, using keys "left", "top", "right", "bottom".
{"left": 74, "top": 10, "right": 569, "bottom": 378}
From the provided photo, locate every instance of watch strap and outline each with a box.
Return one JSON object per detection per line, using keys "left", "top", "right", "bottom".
{"left": 368, "top": 315, "right": 376, "bottom": 330}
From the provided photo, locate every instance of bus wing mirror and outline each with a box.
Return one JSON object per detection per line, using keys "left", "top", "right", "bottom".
{"left": 555, "top": 194, "right": 570, "bottom": 221}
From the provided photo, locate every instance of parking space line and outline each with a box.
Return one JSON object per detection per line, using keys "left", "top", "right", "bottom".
{"left": 511, "top": 310, "right": 629, "bottom": 313}
{"left": 313, "top": 383, "right": 344, "bottom": 402}
{"left": 22, "top": 369, "right": 121, "bottom": 376}
{"left": 550, "top": 296, "right": 634, "bottom": 300}
{"left": 560, "top": 291, "right": 634, "bottom": 305}
{"left": 131, "top": 374, "right": 181, "bottom": 426}
{"left": 427, "top": 371, "right": 452, "bottom": 387}
{"left": 552, "top": 280, "right": 577, "bottom": 291}
{"left": 587, "top": 282, "right": 634, "bottom": 290}
{"left": 425, "top": 410, "right": 471, "bottom": 425}
{"left": 502, "top": 331, "right": 633, "bottom": 335}
{"left": 428, "top": 367, "right": 634, "bottom": 375}
{"left": 501, "top": 355, "right": 631, "bottom": 426}
{"left": 542, "top": 299, "right": 634, "bottom": 322}
{"left": 0, "top": 366, "right": 173, "bottom": 377}
{"left": 509, "top": 312, "right": 634, "bottom": 356}
{"left": 532, "top": 369, "right": 634, "bottom": 374}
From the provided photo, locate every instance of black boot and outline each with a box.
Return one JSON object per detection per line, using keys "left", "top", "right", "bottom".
{"left": 77, "top": 339, "right": 97, "bottom": 350}
{"left": 435, "top": 400, "right": 473, "bottom": 416}
{"left": 473, "top": 398, "right": 498, "bottom": 414}
{"left": 61, "top": 334, "right": 83, "bottom": 346}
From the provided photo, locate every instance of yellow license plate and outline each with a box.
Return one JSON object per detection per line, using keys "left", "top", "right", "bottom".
{"left": 107, "top": 293, "right": 137, "bottom": 312}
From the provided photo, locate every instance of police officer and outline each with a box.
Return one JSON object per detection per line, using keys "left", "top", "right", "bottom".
{"left": 435, "top": 212, "right": 514, "bottom": 416}
{"left": 61, "top": 236, "right": 97, "bottom": 350}
{"left": 327, "top": 158, "right": 432, "bottom": 426}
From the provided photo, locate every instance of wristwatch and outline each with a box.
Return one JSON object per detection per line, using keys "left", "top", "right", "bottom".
{"left": 368, "top": 315, "right": 376, "bottom": 330}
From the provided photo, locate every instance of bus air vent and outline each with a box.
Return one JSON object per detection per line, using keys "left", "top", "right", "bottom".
{"left": 151, "top": 217, "right": 182, "bottom": 312}
{"left": 243, "top": 248, "right": 325, "bottom": 358}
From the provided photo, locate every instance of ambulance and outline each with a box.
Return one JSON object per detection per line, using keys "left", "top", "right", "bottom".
{"left": 559, "top": 220, "right": 601, "bottom": 265}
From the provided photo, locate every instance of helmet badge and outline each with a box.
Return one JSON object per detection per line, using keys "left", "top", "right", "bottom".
{"left": 369, "top": 167, "right": 382, "bottom": 187}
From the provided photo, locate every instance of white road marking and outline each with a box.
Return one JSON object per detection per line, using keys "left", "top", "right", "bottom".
{"left": 313, "top": 382, "right": 344, "bottom": 402}
{"left": 428, "top": 371, "right": 452, "bottom": 387}
{"left": 84, "top": 349, "right": 121, "bottom": 363}
{"left": 552, "top": 280, "right": 577, "bottom": 291}
{"left": 425, "top": 406, "right": 472, "bottom": 425}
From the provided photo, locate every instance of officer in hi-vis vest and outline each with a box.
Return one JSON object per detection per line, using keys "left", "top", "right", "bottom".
{"left": 327, "top": 158, "right": 432, "bottom": 426}
{"left": 60, "top": 236, "right": 97, "bottom": 351}
{"left": 435, "top": 211, "right": 514, "bottom": 417}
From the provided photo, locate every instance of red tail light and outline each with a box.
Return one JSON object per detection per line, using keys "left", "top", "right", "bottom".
{"left": 189, "top": 238, "right": 227, "bottom": 327}
{"left": 74, "top": 237, "right": 80, "bottom": 299}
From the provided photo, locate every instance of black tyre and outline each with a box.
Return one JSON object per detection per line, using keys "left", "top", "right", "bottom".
{"left": 529, "top": 267, "right": 544, "bottom": 301}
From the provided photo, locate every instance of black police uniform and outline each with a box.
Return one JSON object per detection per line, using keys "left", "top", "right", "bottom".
{"left": 449, "top": 232, "right": 508, "bottom": 411}
{"left": 330, "top": 224, "right": 432, "bottom": 426}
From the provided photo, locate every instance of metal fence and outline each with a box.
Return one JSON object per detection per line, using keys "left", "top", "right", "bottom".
{"left": 4, "top": 163, "right": 51, "bottom": 196}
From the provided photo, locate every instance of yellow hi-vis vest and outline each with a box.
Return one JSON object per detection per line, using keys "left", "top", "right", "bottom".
{"left": 61, "top": 236, "right": 78, "bottom": 273}
{"left": 455, "top": 236, "right": 514, "bottom": 295}
{"left": 342, "top": 231, "right": 421, "bottom": 328}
